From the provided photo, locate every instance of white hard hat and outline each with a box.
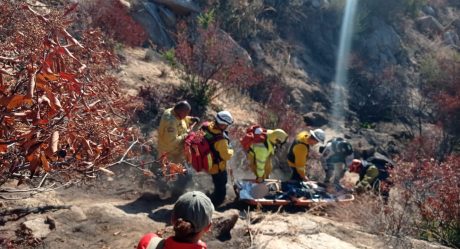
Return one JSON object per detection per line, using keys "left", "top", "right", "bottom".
{"left": 216, "top": 111, "right": 234, "bottom": 125}
{"left": 309, "top": 129, "right": 325, "bottom": 144}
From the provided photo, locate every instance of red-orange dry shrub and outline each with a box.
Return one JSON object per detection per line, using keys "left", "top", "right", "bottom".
{"left": 256, "top": 77, "right": 304, "bottom": 135}
{"left": 0, "top": 2, "right": 140, "bottom": 185}
{"left": 390, "top": 136, "right": 460, "bottom": 247}
{"left": 421, "top": 51, "right": 460, "bottom": 156}
{"left": 173, "top": 19, "right": 260, "bottom": 115}
{"left": 78, "top": 0, "right": 147, "bottom": 46}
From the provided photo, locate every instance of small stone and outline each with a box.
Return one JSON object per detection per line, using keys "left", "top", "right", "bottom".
{"left": 70, "top": 206, "right": 87, "bottom": 221}
{"left": 22, "top": 218, "right": 52, "bottom": 239}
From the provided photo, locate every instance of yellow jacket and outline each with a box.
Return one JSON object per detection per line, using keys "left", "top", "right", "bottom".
{"left": 205, "top": 122, "right": 234, "bottom": 175}
{"left": 287, "top": 131, "right": 311, "bottom": 178}
{"left": 157, "top": 107, "right": 192, "bottom": 162}
{"left": 248, "top": 140, "right": 274, "bottom": 179}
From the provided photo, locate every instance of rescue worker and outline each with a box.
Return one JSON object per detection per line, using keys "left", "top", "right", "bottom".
{"left": 287, "top": 129, "right": 325, "bottom": 181}
{"left": 202, "top": 111, "right": 234, "bottom": 206}
{"left": 137, "top": 191, "right": 214, "bottom": 249}
{"left": 247, "top": 129, "right": 288, "bottom": 183}
{"left": 320, "top": 137, "right": 354, "bottom": 192}
{"left": 348, "top": 159, "right": 392, "bottom": 202}
{"left": 158, "top": 101, "right": 199, "bottom": 163}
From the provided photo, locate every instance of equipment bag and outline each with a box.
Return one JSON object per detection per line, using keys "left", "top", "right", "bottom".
{"left": 184, "top": 122, "right": 223, "bottom": 173}
{"left": 367, "top": 153, "right": 395, "bottom": 180}
{"left": 240, "top": 125, "right": 267, "bottom": 151}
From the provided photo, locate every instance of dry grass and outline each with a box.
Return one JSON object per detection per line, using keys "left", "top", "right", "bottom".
{"left": 327, "top": 186, "right": 428, "bottom": 246}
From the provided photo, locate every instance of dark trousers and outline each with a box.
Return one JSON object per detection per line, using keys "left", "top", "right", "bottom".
{"left": 290, "top": 167, "right": 303, "bottom": 181}
{"left": 211, "top": 170, "right": 228, "bottom": 206}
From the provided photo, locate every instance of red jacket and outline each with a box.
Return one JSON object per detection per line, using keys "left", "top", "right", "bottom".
{"left": 137, "top": 233, "right": 207, "bottom": 249}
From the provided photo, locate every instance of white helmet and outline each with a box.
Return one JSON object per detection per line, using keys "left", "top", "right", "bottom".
{"left": 216, "top": 111, "right": 234, "bottom": 125}
{"left": 309, "top": 129, "right": 325, "bottom": 144}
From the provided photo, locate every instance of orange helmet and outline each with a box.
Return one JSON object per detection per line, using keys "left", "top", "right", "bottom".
{"left": 349, "top": 159, "right": 362, "bottom": 173}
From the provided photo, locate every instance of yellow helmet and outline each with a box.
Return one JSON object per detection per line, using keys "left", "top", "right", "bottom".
{"left": 267, "top": 129, "right": 288, "bottom": 145}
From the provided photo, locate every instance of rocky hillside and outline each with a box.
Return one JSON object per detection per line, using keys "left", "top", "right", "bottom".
{"left": 1, "top": 0, "right": 459, "bottom": 248}
{"left": 0, "top": 159, "right": 450, "bottom": 249}
{"left": 118, "top": 0, "right": 460, "bottom": 157}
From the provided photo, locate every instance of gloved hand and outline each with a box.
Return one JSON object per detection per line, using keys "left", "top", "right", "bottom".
{"left": 190, "top": 117, "right": 200, "bottom": 123}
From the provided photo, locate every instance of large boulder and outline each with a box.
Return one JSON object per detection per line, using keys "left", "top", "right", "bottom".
{"left": 152, "top": 0, "right": 199, "bottom": 15}
{"left": 453, "top": 19, "right": 460, "bottom": 34}
{"left": 443, "top": 31, "right": 459, "bottom": 46}
{"left": 216, "top": 29, "right": 253, "bottom": 65}
{"left": 416, "top": 16, "right": 444, "bottom": 35}
{"left": 311, "top": 0, "right": 329, "bottom": 9}
{"left": 303, "top": 112, "right": 329, "bottom": 127}
{"left": 131, "top": 1, "right": 174, "bottom": 48}
{"left": 250, "top": 213, "right": 361, "bottom": 249}
{"left": 157, "top": 5, "right": 176, "bottom": 28}
{"left": 374, "top": 122, "right": 413, "bottom": 140}
{"left": 421, "top": 5, "right": 436, "bottom": 17}
{"left": 360, "top": 18, "right": 405, "bottom": 70}
{"left": 211, "top": 209, "right": 239, "bottom": 240}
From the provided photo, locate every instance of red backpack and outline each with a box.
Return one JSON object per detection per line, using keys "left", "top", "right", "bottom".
{"left": 184, "top": 122, "right": 223, "bottom": 173}
{"left": 240, "top": 125, "right": 267, "bottom": 151}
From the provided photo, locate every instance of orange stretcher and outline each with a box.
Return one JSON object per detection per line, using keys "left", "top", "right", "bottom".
{"left": 233, "top": 179, "right": 354, "bottom": 207}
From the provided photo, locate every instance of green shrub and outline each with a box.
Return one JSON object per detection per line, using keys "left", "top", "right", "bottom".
{"left": 175, "top": 75, "right": 214, "bottom": 116}
{"left": 197, "top": 8, "right": 216, "bottom": 28}
{"left": 161, "top": 48, "right": 176, "bottom": 67}
{"left": 171, "top": 18, "right": 258, "bottom": 116}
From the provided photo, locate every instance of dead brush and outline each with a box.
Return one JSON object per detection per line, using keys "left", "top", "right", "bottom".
{"left": 327, "top": 186, "right": 439, "bottom": 248}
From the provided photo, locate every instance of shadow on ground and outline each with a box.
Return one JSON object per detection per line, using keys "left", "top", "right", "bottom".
{"left": 116, "top": 192, "right": 176, "bottom": 216}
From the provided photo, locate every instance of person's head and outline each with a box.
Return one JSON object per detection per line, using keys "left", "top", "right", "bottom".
{"left": 307, "top": 129, "right": 325, "bottom": 145}
{"left": 267, "top": 129, "right": 288, "bottom": 146}
{"left": 349, "top": 159, "right": 362, "bottom": 173}
{"left": 171, "top": 191, "right": 214, "bottom": 243}
{"left": 215, "top": 111, "right": 234, "bottom": 130}
{"left": 173, "top": 101, "right": 192, "bottom": 120}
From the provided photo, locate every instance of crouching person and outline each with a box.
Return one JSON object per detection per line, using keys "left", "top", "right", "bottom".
{"left": 287, "top": 129, "right": 325, "bottom": 181}
{"left": 137, "top": 191, "right": 214, "bottom": 249}
{"left": 348, "top": 159, "right": 392, "bottom": 203}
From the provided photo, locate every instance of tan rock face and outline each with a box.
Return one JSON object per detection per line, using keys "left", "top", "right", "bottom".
{"left": 250, "top": 214, "right": 358, "bottom": 249}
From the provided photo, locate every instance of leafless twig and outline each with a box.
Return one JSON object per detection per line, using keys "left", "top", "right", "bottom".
{"left": 106, "top": 138, "right": 139, "bottom": 168}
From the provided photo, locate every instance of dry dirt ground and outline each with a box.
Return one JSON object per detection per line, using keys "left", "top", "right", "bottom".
{"left": 0, "top": 48, "right": 452, "bottom": 249}
{"left": 0, "top": 166, "right": 451, "bottom": 249}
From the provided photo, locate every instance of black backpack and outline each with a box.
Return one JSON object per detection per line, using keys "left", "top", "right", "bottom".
{"left": 366, "top": 153, "right": 395, "bottom": 180}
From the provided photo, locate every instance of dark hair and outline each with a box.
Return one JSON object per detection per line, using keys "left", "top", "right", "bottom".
{"left": 174, "top": 101, "right": 191, "bottom": 112}
{"left": 173, "top": 218, "right": 197, "bottom": 242}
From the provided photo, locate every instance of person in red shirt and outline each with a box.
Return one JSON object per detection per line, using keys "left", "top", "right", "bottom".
{"left": 137, "top": 191, "right": 214, "bottom": 249}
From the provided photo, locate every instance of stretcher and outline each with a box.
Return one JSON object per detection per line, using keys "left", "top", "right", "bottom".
{"left": 233, "top": 179, "right": 354, "bottom": 207}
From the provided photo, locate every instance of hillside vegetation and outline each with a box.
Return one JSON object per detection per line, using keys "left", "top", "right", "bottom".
{"left": 0, "top": 0, "right": 459, "bottom": 248}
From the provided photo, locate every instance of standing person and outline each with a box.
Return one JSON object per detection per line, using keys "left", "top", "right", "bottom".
{"left": 348, "top": 158, "right": 392, "bottom": 202}
{"left": 202, "top": 111, "right": 234, "bottom": 206}
{"left": 320, "top": 137, "right": 354, "bottom": 192}
{"left": 137, "top": 191, "right": 214, "bottom": 249}
{"left": 158, "top": 101, "right": 199, "bottom": 163}
{"left": 287, "top": 129, "right": 325, "bottom": 181}
{"left": 247, "top": 129, "right": 288, "bottom": 182}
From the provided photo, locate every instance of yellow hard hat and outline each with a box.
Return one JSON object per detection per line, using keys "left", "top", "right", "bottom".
{"left": 267, "top": 129, "right": 288, "bottom": 145}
